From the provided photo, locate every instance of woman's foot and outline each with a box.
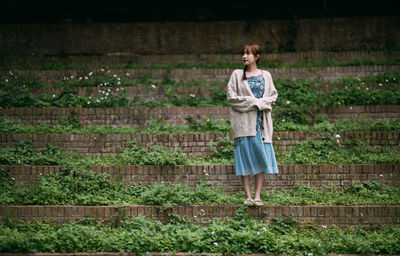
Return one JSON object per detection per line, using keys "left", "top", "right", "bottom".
{"left": 253, "top": 199, "right": 264, "bottom": 206}
{"left": 244, "top": 198, "right": 254, "bottom": 206}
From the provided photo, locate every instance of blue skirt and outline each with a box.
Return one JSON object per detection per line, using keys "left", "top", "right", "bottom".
{"left": 234, "top": 131, "right": 279, "bottom": 176}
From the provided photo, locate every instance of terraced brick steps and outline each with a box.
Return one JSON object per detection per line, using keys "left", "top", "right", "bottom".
{"left": 1, "top": 131, "right": 398, "bottom": 156}
{"left": 1, "top": 65, "right": 398, "bottom": 83}
{"left": 1, "top": 105, "right": 399, "bottom": 127}
{"left": 3, "top": 164, "right": 399, "bottom": 190}
{"left": 1, "top": 204, "right": 399, "bottom": 227}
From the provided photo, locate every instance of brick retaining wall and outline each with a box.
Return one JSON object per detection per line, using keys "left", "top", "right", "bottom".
{"left": 26, "top": 83, "right": 398, "bottom": 101}
{"left": 3, "top": 164, "right": 399, "bottom": 190}
{"left": 0, "top": 131, "right": 398, "bottom": 156}
{"left": 1, "top": 65, "right": 398, "bottom": 84}
{"left": 2, "top": 50, "right": 398, "bottom": 68}
{"left": 1, "top": 105, "right": 399, "bottom": 127}
{"left": 1, "top": 204, "right": 399, "bottom": 227}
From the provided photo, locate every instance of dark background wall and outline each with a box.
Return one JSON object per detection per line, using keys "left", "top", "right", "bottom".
{"left": 0, "top": 0, "right": 397, "bottom": 23}
{"left": 0, "top": 0, "right": 398, "bottom": 55}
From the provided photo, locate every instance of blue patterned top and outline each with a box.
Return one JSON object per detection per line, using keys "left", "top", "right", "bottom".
{"left": 247, "top": 74, "right": 265, "bottom": 131}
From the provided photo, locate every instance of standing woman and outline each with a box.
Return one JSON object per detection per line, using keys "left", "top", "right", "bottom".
{"left": 227, "top": 43, "right": 279, "bottom": 206}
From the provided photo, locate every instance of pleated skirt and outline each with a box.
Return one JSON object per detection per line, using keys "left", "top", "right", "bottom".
{"left": 234, "top": 131, "right": 279, "bottom": 176}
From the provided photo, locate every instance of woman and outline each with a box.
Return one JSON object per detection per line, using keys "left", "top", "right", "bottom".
{"left": 227, "top": 43, "right": 279, "bottom": 206}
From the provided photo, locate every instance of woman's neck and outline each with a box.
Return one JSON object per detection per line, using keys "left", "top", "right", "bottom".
{"left": 246, "top": 64, "right": 258, "bottom": 73}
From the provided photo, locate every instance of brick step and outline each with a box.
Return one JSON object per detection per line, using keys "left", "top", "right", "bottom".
{"left": 1, "top": 65, "right": 398, "bottom": 84}
{"left": 1, "top": 204, "right": 399, "bottom": 227}
{"left": 25, "top": 83, "right": 398, "bottom": 101}
{"left": 4, "top": 164, "right": 399, "bottom": 190}
{"left": 1, "top": 105, "right": 399, "bottom": 127}
{"left": 2, "top": 50, "right": 397, "bottom": 68}
{"left": 1, "top": 131, "right": 398, "bottom": 156}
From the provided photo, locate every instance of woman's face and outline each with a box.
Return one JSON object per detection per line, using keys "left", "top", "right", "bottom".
{"left": 242, "top": 50, "right": 259, "bottom": 66}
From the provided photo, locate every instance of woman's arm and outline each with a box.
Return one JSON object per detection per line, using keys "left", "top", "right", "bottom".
{"left": 226, "top": 71, "right": 260, "bottom": 113}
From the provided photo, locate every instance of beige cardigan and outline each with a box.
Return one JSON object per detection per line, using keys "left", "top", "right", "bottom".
{"left": 227, "top": 69, "right": 278, "bottom": 143}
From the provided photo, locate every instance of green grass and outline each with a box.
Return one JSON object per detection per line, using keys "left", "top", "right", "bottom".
{"left": 1, "top": 213, "right": 399, "bottom": 254}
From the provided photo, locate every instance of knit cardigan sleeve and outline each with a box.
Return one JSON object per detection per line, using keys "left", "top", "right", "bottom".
{"left": 227, "top": 69, "right": 276, "bottom": 113}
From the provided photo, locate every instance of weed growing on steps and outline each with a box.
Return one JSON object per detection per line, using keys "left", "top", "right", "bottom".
{"left": 1, "top": 116, "right": 400, "bottom": 134}
{"left": 0, "top": 208, "right": 400, "bottom": 254}
{"left": 1, "top": 135, "right": 400, "bottom": 166}
{"left": 1, "top": 166, "right": 399, "bottom": 206}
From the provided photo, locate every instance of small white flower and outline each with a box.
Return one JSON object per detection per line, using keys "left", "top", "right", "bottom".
{"left": 117, "top": 77, "right": 121, "bottom": 81}
{"left": 104, "top": 97, "right": 107, "bottom": 99}
{"left": 338, "top": 102, "right": 341, "bottom": 105}
{"left": 262, "top": 227, "right": 267, "bottom": 232}
{"left": 87, "top": 101, "right": 90, "bottom": 104}
{"left": 213, "top": 242, "right": 218, "bottom": 247}
{"left": 366, "top": 88, "right": 369, "bottom": 90}
{"left": 257, "top": 231, "right": 260, "bottom": 236}
{"left": 211, "top": 231, "right": 215, "bottom": 235}
{"left": 11, "top": 177, "right": 15, "bottom": 180}
{"left": 96, "top": 99, "right": 100, "bottom": 102}
{"left": 190, "top": 94, "right": 195, "bottom": 97}
{"left": 70, "top": 76, "right": 74, "bottom": 79}
{"left": 335, "top": 134, "right": 341, "bottom": 138}
{"left": 282, "top": 119, "right": 285, "bottom": 122}
{"left": 126, "top": 72, "right": 130, "bottom": 76}
{"left": 386, "top": 79, "right": 389, "bottom": 82}
{"left": 22, "top": 84, "right": 25, "bottom": 87}
{"left": 5, "top": 79, "right": 8, "bottom": 82}
{"left": 116, "top": 88, "right": 119, "bottom": 91}
{"left": 379, "top": 174, "right": 383, "bottom": 177}
{"left": 84, "top": 76, "right": 88, "bottom": 80}
{"left": 277, "top": 137, "right": 280, "bottom": 140}
{"left": 39, "top": 173, "right": 42, "bottom": 176}
{"left": 336, "top": 140, "right": 340, "bottom": 144}
{"left": 394, "top": 78, "right": 396, "bottom": 80}
{"left": 379, "top": 83, "right": 383, "bottom": 86}
{"left": 205, "top": 173, "right": 209, "bottom": 176}
{"left": 79, "top": 77, "right": 82, "bottom": 80}
{"left": 151, "top": 84, "right": 156, "bottom": 88}
{"left": 107, "top": 89, "right": 111, "bottom": 92}
{"left": 100, "top": 68, "right": 105, "bottom": 72}
{"left": 117, "top": 82, "right": 121, "bottom": 85}
{"left": 113, "top": 74, "right": 117, "bottom": 77}
{"left": 307, "top": 253, "right": 313, "bottom": 256}
{"left": 350, "top": 107, "right": 353, "bottom": 110}
{"left": 286, "top": 100, "right": 290, "bottom": 104}
{"left": 194, "top": 215, "right": 197, "bottom": 218}
{"left": 52, "top": 94, "right": 56, "bottom": 98}
{"left": 322, "top": 225, "right": 327, "bottom": 229}
{"left": 106, "top": 93, "right": 109, "bottom": 96}
{"left": 101, "top": 97, "right": 104, "bottom": 100}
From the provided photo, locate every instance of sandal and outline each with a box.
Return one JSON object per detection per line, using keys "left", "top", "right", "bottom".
{"left": 243, "top": 198, "right": 254, "bottom": 206}
{"left": 253, "top": 199, "right": 264, "bottom": 206}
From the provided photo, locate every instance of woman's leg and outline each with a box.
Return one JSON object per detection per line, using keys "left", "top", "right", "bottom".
{"left": 254, "top": 172, "right": 264, "bottom": 200}
{"left": 241, "top": 175, "right": 252, "bottom": 200}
